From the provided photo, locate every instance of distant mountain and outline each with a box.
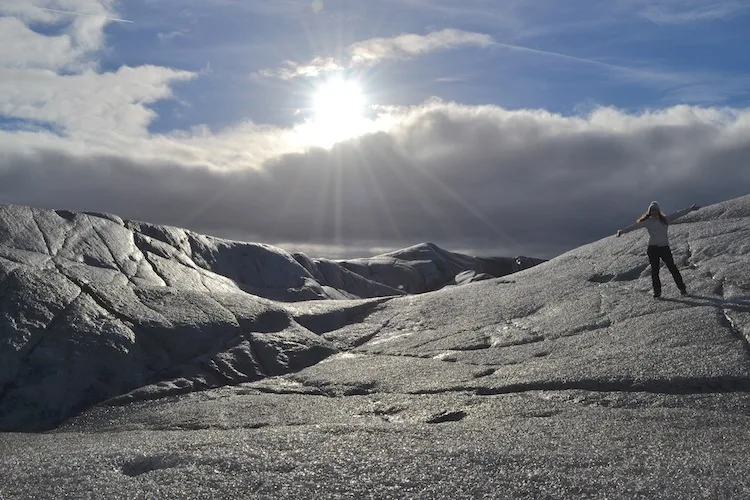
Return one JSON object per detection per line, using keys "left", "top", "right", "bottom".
{"left": 295, "top": 242, "right": 544, "bottom": 297}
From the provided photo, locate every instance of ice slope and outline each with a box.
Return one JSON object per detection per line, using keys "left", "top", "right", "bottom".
{"left": 0, "top": 205, "right": 536, "bottom": 431}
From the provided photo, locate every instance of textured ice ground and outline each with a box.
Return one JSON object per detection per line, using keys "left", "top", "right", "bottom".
{"left": 1, "top": 195, "right": 750, "bottom": 498}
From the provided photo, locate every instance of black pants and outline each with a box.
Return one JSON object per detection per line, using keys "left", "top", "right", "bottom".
{"left": 647, "top": 245, "right": 685, "bottom": 295}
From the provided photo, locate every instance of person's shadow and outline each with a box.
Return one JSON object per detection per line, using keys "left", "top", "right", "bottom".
{"left": 660, "top": 294, "right": 750, "bottom": 314}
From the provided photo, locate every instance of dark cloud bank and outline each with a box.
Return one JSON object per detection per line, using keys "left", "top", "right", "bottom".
{"left": 1, "top": 104, "right": 748, "bottom": 259}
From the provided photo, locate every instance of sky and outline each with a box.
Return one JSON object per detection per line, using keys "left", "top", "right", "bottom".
{"left": 1, "top": 0, "right": 749, "bottom": 260}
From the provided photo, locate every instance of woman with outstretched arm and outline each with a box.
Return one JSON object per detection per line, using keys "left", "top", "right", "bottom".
{"left": 616, "top": 201, "right": 700, "bottom": 298}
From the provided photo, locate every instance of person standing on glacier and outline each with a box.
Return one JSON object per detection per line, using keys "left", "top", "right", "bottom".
{"left": 616, "top": 201, "right": 700, "bottom": 298}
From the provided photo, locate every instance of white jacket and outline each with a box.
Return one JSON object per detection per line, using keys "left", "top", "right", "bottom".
{"left": 619, "top": 206, "right": 693, "bottom": 247}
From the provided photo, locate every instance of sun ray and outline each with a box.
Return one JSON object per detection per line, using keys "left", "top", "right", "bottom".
{"left": 406, "top": 161, "right": 525, "bottom": 255}
{"left": 359, "top": 157, "right": 405, "bottom": 241}
{"left": 342, "top": 137, "right": 405, "bottom": 243}
{"left": 369, "top": 146, "right": 464, "bottom": 242}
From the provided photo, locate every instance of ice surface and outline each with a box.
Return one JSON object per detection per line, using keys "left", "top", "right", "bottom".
{"left": 1, "top": 196, "right": 750, "bottom": 497}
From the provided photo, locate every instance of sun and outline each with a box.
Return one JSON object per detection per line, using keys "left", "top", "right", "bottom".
{"left": 307, "top": 77, "right": 369, "bottom": 147}
{"left": 313, "top": 77, "right": 365, "bottom": 121}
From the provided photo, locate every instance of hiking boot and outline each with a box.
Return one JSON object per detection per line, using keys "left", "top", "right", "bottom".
{"left": 680, "top": 288, "right": 688, "bottom": 296}
{"left": 653, "top": 293, "right": 661, "bottom": 299}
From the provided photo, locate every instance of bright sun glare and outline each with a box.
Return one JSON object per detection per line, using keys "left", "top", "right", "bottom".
{"left": 307, "top": 77, "right": 369, "bottom": 147}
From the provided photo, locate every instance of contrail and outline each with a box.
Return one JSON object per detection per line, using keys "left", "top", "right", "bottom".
{"left": 36, "top": 6, "right": 134, "bottom": 23}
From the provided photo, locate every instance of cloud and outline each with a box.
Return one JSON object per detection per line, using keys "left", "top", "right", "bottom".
{"left": 2, "top": 101, "right": 749, "bottom": 259}
{"left": 0, "top": 1, "right": 117, "bottom": 23}
{"left": 0, "top": 4, "right": 111, "bottom": 71}
{"left": 158, "top": 29, "right": 190, "bottom": 42}
{"left": 347, "top": 29, "right": 495, "bottom": 63}
{"left": 635, "top": 0, "right": 749, "bottom": 24}
{"left": 0, "top": 16, "right": 82, "bottom": 70}
{"left": 255, "top": 57, "right": 343, "bottom": 81}
{"left": 0, "top": 66, "right": 196, "bottom": 137}
{"left": 255, "top": 29, "right": 495, "bottom": 80}
{"left": 0, "top": 1, "right": 198, "bottom": 139}
{"left": 0, "top": 0, "right": 128, "bottom": 58}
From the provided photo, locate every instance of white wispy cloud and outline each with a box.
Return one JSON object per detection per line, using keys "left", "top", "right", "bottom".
{"left": 255, "top": 29, "right": 495, "bottom": 80}
{"left": 158, "top": 29, "right": 190, "bottom": 42}
{"left": 348, "top": 29, "right": 495, "bottom": 63}
{"left": 255, "top": 57, "right": 343, "bottom": 81}
{"left": 625, "top": 0, "right": 750, "bottom": 24}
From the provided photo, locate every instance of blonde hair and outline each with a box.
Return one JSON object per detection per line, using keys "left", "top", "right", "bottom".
{"left": 638, "top": 211, "right": 667, "bottom": 225}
